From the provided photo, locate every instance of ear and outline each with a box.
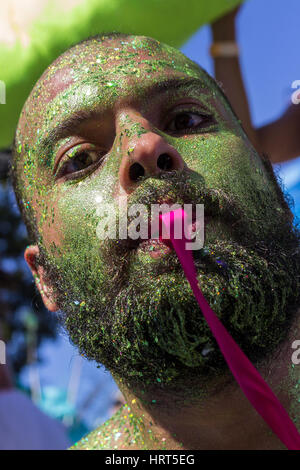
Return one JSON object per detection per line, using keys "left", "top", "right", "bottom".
{"left": 24, "top": 245, "right": 59, "bottom": 312}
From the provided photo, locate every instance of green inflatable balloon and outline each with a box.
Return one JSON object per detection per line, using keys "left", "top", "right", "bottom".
{"left": 0, "top": 0, "right": 243, "bottom": 150}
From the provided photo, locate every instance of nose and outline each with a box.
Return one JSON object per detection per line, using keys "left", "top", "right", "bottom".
{"left": 119, "top": 130, "right": 185, "bottom": 193}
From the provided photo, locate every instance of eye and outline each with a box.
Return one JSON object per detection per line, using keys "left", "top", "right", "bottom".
{"left": 166, "top": 110, "right": 213, "bottom": 134}
{"left": 56, "top": 145, "right": 105, "bottom": 180}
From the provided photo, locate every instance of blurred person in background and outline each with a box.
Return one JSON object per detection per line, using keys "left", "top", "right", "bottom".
{"left": 211, "top": 6, "right": 300, "bottom": 164}
{"left": 0, "top": 326, "right": 70, "bottom": 450}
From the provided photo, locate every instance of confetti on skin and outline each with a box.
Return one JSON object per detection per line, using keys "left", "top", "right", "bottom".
{"left": 10, "top": 34, "right": 300, "bottom": 450}
{"left": 70, "top": 404, "right": 169, "bottom": 450}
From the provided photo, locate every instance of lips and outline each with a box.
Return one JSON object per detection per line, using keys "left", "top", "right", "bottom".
{"left": 138, "top": 238, "right": 173, "bottom": 258}
{"left": 122, "top": 203, "right": 209, "bottom": 258}
{"left": 114, "top": 185, "right": 243, "bottom": 259}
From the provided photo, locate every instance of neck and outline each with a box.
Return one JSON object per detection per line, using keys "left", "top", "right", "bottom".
{"left": 113, "top": 314, "right": 300, "bottom": 450}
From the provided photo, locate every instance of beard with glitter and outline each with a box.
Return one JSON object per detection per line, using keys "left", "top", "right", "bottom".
{"left": 36, "top": 165, "right": 300, "bottom": 389}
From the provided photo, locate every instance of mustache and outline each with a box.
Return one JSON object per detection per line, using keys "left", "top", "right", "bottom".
{"left": 98, "top": 170, "right": 254, "bottom": 268}
{"left": 124, "top": 170, "right": 248, "bottom": 231}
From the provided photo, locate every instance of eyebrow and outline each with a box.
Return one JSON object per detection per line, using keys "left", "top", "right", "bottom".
{"left": 139, "top": 76, "right": 209, "bottom": 101}
{"left": 39, "top": 108, "right": 101, "bottom": 155}
{"left": 38, "top": 76, "right": 209, "bottom": 155}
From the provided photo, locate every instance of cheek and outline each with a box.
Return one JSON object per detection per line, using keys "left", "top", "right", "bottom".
{"left": 27, "top": 170, "right": 66, "bottom": 252}
{"left": 53, "top": 179, "right": 116, "bottom": 254}
{"left": 172, "top": 132, "right": 277, "bottom": 207}
{"left": 37, "top": 151, "right": 120, "bottom": 257}
{"left": 164, "top": 131, "right": 285, "bottom": 238}
{"left": 38, "top": 196, "right": 67, "bottom": 255}
{"left": 172, "top": 132, "right": 250, "bottom": 182}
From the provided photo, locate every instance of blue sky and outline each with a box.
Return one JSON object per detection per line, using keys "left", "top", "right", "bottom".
{"left": 19, "top": 0, "right": 300, "bottom": 432}
{"left": 183, "top": 0, "right": 300, "bottom": 127}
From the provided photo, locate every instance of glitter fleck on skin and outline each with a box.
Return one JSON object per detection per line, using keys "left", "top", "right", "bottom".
{"left": 11, "top": 34, "right": 300, "bottom": 450}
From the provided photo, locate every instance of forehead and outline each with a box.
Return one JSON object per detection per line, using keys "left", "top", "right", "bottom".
{"left": 43, "top": 35, "right": 207, "bottom": 97}
{"left": 17, "top": 36, "right": 218, "bottom": 144}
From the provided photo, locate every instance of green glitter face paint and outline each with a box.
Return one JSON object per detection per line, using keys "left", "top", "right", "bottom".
{"left": 11, "top": 35, "right": 300, "bottom": 448}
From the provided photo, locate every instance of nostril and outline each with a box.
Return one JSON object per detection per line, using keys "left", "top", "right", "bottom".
{"left": 129, "top": 162, "right": 145, "bottom": 181}
{"left": 157, "top": 153, "right": 173, "bottom": 171}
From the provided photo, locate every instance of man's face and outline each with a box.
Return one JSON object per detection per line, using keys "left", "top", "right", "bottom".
{"left": 16, "top": 36, "right": 300, "bottom": 389}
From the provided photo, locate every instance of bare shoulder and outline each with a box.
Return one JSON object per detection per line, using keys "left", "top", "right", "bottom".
{"left": 69, "top": 405, "right": 144, "bottom": 450}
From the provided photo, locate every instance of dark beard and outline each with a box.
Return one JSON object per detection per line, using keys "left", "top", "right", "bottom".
{"left": 36, "top": 170, "right": 300, "bottom": 390}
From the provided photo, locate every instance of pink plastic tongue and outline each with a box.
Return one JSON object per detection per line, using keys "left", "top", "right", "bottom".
{"left": 159, "top": 208, "right": 300, "bottom": 450}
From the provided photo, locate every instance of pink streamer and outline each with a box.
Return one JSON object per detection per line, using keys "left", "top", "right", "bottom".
{"left": 159, "top": 208, "right": 300, "bottom": 450}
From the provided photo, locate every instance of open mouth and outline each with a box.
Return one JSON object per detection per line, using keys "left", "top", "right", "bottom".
{"left": 124, "top": 205, "right": 211, "bottom": 259}
{"left": 138, "top": 238, "right": 173, "bottom": 258}
{"left": 114, "top": 189, "right": 242, "bottom": 261}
